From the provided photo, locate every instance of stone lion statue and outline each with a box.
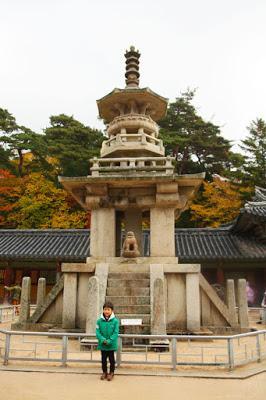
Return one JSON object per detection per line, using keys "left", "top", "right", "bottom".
{"left": 122, "top": 231, "right": 140, "bottom": 258}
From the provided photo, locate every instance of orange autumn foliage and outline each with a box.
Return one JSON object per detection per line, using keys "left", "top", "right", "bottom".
{"left": 0, "top": 169, "right": 22, "bottom": 227}
{"left": 190, "top": 179, "right": 252, "bottom": 227}
{"left": 7, "top": 173, "right": 88, "bottom": 229}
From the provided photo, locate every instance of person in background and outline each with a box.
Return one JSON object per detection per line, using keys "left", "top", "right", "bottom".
{"left": 246, "top": 281, "right": 255, "bottom": 306}
{"left": 4, "top": 284, "right": 21, "bottom": 315}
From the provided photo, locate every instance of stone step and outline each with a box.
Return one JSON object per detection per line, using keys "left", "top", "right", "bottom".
{"left": 106, "top": 296, "right": 150, "bottom": 305}
{"left": 107, "top": 279, "right": 150, "bottom": 288}
{"left": 116, "top": 314, "right": 151, "bottom": 324}
{"left": 114, "top": 305, "right": 151, "bottom": 314}
{"left": 108, "top": 272, "right": 150, "bottom": 280}
{"left": 109, "top": 264, "right": 150, "bottom": 273}
{"left": 106, "top": 287, "right": 150, "bottom": 296}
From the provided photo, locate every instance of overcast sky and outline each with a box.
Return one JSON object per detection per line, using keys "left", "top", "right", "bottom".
{"left": 1, "top": 0, "right": 266, "bottom": 151}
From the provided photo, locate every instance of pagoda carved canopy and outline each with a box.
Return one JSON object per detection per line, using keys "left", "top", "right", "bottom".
{"left": 97, "top": 46, "right": 168, "bottom": 158}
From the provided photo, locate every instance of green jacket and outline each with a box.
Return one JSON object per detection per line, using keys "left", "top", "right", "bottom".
{"left": 96, "top": 313, "right": 119, "bottom": 351}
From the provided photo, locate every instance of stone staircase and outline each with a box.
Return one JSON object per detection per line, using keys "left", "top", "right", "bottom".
{"left": 105, "top": 269, "right": 151, "bottom": 337}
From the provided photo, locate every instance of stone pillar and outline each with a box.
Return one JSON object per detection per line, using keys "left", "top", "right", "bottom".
{"left": 226, "top": 279, "right": 238, "bottom": 327}
{"left": 95, "top": 263, "right": 109, "bottom": 314}
{"left": 36, "top": 278, "right": 46, "bottom": 309}
{"left": 124, "top": 209, "right": 143, "bottom": 256}
{"left": 150, "top": 264, "right": 166, "bottom": 334}
{"left": 62, "top": 273, "right": 77, "bottom": 329}
{"left": 19, "top": 277, "right": 31, "bottom": 323}
{"left": 86, "top": 276, "right": 100, "bottom": 334}
{"left": 150, "top": 208, "right": 175, "bottom": 257}
{"left": 186, "top": 273, "right": 200, "bottom": 332}
{"left": 115, "top": 211, "right": 123, "bottom": 256}
{"left": 237, "top": 279, "right": 249, "bottom": 329}
{"left": 151, "top": 278, "right": 167, "bottom": 335}
{"left": 90, "top": 208, "right": 116, "bottom": 257}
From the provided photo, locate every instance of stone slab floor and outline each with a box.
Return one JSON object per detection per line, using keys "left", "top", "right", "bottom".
{"left": 0, "top": 371, "right": 265, "bottom": 400}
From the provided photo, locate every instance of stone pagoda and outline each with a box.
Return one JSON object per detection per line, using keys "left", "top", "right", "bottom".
{"left": 59, "top": 47, "right": 204, "bottom": 260}
{"left": 16, "top": 47, "right": 250, "bottom": 336}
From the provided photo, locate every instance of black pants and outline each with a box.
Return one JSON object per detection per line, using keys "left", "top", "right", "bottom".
{"left": 101, "top": 350, "right": 115, "bottom": 373}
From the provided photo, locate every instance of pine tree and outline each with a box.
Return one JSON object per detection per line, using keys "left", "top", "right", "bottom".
{"left": 241, "top": 118, "right": 266, "bottom": 188}
{"left": 159, "top": 91, "right": 237, "bottom": 179}
{"left": 44, "top": 114, "right": 104, "bottom": 177}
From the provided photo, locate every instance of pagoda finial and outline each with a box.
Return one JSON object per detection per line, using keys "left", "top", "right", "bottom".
{"left": 124, "top": 46, "right": 140, "bottom": 88}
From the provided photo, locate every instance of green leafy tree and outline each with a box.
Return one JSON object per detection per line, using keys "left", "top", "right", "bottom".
{"left": 0, "top": 109, "right": 16, "bottom": 171}
{"left": 159, "top": 91, "right": 236, "bottom": 179}
{"left": 240, "top": 118, "right": 266, "bottom": 188}
{"left": 0, "top": 108, "right": 45, "bottom": 177}
{"left": 44, "top": 114, "right": 104, "bottom": 177}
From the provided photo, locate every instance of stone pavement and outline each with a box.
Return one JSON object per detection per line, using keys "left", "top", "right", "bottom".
{"left": 0, "top": 370, "right": 265, "bottom": 400}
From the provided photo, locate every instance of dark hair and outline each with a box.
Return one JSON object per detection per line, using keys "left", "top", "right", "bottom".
{"left": 103, "top": 301, "right": 114, "bottom": 310}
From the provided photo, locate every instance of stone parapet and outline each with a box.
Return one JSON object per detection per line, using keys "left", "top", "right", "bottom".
{"left": 101, "top": 133, "right": 164, "bottom": 158}
{"left": 90, "top": 156, "right": 174, "bottom": 177}
{"left": 106, "top": 114, "right": 159, "bottom": 137}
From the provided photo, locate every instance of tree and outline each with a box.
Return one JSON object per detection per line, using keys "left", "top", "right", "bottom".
{"left": 240, "top": 118, "right": 266, "bottom": 188}
{"left": 0, "top": 169, "right": 22, "bottom": 228}
{"left": 159, "top": 91, "right": 236, "bottom": 179}
{"left": 43, "top": 114, "right": 104, "bottom": 177}
{"left": 190, "top": 178, "right": 251, "bottom": 227}
{"left": 0, "top": 108, "right": 45, "bottom": 177}
{"left": 8, "top": 173, "right": 88, "bottom": 229}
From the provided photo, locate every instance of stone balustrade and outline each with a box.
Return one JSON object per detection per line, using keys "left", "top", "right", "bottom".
{"left": 100, "top": 132, "right": 165, "bottom": 157}
{"left": 107, "top": 114, "right": 159, "bottom": 137}
{"left": 90, "top": 156, "right": 175, "bottom": 176}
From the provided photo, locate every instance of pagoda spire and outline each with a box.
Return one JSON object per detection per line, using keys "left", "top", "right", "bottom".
{"left": 125, "top": 46, "right": 140, "bottom": 88}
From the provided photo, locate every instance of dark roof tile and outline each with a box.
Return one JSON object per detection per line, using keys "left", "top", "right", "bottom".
{"left": 0, "top": 228, "right": 265, "bottom": 263}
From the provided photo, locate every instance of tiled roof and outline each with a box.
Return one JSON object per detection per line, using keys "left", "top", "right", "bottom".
{"left": 243, "top": 186, "right": 266, "bottom": 218}
{"left": 244, "top": 204, "right": 266, "bottom": 218}
{"left": 0, "top": 228, "right": 265, "bottom": 263}
{"left": 254, "top": 186, "right": 266, "bottom": 202}
{"left": 175, "top": 228, "right": 266, "bottom": 262}
{"left": 230, "top": 187, "right": 266, "bottom": 241}
{"left": 0, "top": 229, "right": 90, "bottom": 261}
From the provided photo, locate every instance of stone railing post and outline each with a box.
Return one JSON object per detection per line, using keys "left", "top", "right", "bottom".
{"left": 19, "top": 277, "right": 31, "bottom": 323}
{"left": 86, "top": 276, "right": 100, "bottom": 334}
{"left": 36, "top": 278, "right": 46, "bottom": 309}
{"left": 226, "top": 279, "right": 238, "bottom": 328}
{"left": 237, "top": 279, "right": 249, "bottom": 329}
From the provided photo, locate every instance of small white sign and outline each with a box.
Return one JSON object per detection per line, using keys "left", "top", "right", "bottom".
{"left": 121, "top": 318, "right": 142, "bottom": 326}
